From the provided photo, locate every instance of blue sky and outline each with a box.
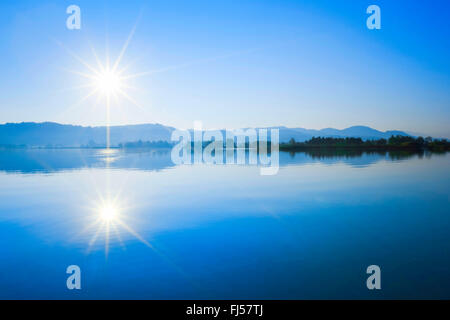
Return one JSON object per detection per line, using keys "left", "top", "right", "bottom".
{"left": 0, "top": 0, "right": 449, "bottom": 137}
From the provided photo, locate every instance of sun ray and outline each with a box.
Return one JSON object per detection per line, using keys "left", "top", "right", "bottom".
{"left": 118, "top": 82, "right": 139, "bottom": 91}
{"left": 56, "top": 83, "right": 97, "bottom": 93}
{"left": 54, "top": 39, "right": 102, "bottom": 76}
{"left": 115, "top": 219, "right": 153, "bottom": 248}
{"left": 116, "top": 88, "right": 145, "bottom": 110}
{"left": 117, "top": 57, "right": 141, "bottom": 76}
{"left": 105, "top": 221, "right": 111, "bottom": 257}
{"left": 77, "top": 88, "right": 100, "bottom": 105}
{"left": 121, "top": 48, "right": 261, "bottom": 81}
{"left": 62, "top": 68, "right": 98, "bottom": 80}
{"left": 87, "top": 221, "right": 105, "bottom": 253}
{"left": 105, "top": 33, "right": 110, "bottom": 71}
{"left": 111, "top": 223, "right": 126, "bottom": 249}
{"left": 112, "top": 15, "right": 141, "bottom": 73}
{"left": 91, "top": 45, "right": 105, "bottom": 74}
{"left": 55, "top": 88, "right": 100, "bottom": 122}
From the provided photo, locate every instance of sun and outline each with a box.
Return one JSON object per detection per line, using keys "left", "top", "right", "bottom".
{"left": 94, "top": 70, "right": 122, "bottom": 96}
{"left": 99, "top": 203, "right": 119, "bottom": 222}
{"left": 60, "top": 20, "right": 144, "bottom": 110}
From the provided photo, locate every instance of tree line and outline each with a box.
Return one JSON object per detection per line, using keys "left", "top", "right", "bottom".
{"left": 281, "top": 135, "right": 450, "bottom": 152}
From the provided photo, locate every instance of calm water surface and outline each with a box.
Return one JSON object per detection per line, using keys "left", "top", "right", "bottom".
{"left": 0, "top": 149, "right": 449, "bottom": 299}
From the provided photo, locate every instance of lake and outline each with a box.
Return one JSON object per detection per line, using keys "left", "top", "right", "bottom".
{"left": 0, "top": 148, "right": 449, "bottom": 299}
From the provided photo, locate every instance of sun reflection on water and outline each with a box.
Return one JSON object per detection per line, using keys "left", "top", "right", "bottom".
{"left": 78, "top": 193, "right": 151, "bottom": 256}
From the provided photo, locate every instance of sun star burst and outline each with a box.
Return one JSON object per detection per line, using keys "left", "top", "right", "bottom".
{"left": 94, "top": 69, "right": 122, "bottom": 96}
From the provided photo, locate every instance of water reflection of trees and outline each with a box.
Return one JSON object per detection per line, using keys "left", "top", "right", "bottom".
{"left": 287, "top": 148, "right": 439, "bottom": 161}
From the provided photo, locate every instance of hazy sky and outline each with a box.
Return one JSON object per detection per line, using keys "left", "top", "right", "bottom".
{"left": 0, "top": 0, "right": 449, "bottom": 137}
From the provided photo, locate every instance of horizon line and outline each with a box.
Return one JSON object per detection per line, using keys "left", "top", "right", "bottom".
{"left": 0, "top": 120, "right": 419, "bottom": 134}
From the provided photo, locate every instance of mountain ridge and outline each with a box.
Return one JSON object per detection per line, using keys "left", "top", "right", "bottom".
{"left": 0, "top": 122, "right": 412, "bottom": 147}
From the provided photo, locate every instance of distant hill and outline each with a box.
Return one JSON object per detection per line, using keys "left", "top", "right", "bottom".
{"left": 272, "top": 125, "right": 411, "bottom": 143}
{"left": 0, "top": 122, "right": 411, "bottom": 147}
{"left": 0, "top": 122, "right": 175, "bottom": 147}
